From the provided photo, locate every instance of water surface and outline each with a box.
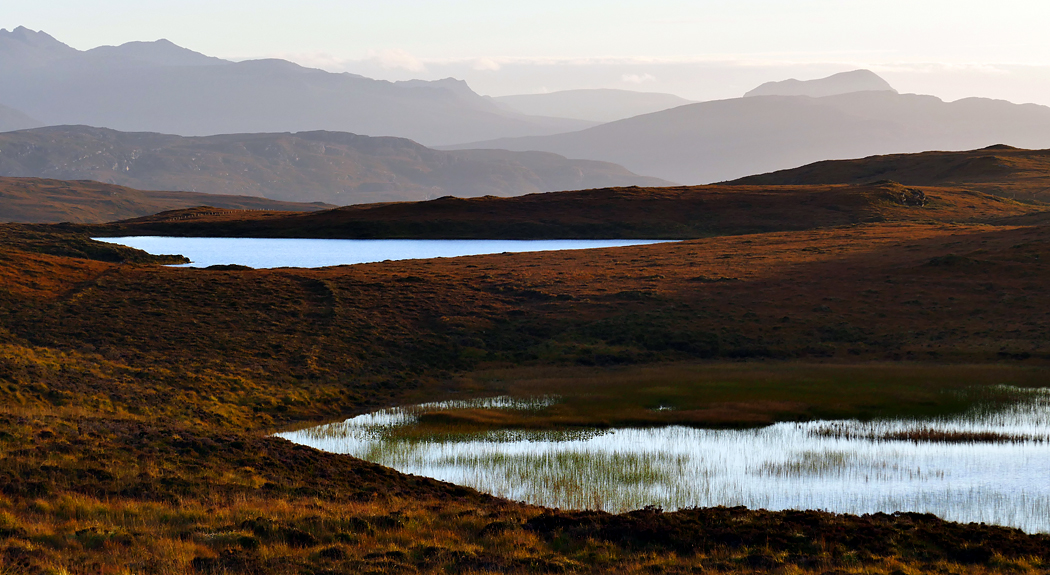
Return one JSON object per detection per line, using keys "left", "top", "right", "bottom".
{"left": 94, "top": 237, "right": 670, "bottom": 268}
{"left": 281, "top": 388, "right": 1050, "bottom": 533}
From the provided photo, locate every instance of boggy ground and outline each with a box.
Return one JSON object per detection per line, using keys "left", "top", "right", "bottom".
{"left": 0, "top": 217, "right": 1049, "bottom": 573}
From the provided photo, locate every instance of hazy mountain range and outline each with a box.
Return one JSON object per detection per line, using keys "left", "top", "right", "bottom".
{"left": 0, "top": 27, "right": 595, "bottom": 146}
{"left": 0, "top": 126, "right": 669, "bottom": 204}
{"left": 744, "top": 69, "right": 896, "bottom": 98}
{"left": 6, "top": 26, "right": 1050, "bottom": 199}
{"left": 450, "top": 72, "right": 1050, "bottom": 184}
{"left": 0, "top": 103, "right": 40, "bottom": 132}
{"left": 492, "top": 89, "right": 693, "bottom": 123}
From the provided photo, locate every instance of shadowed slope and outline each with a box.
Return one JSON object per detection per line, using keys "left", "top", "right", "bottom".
{"left": 86, "top": 182, "right": 1042, "bottom": 239}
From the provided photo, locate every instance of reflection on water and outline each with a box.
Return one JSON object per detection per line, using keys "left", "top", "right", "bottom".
{"left": 93, "top": 237, "right": 672, "bottom": 268}
{"left": 279, "top": 388, "right": 1050, "bottom": 533}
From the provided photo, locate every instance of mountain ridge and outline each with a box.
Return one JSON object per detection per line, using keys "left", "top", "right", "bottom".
{"left": 745, "top": 69, "right": 897, "bottom": 98}
{"left": 446, "top": 90, "right": 1050, "bottom": 185}
{"left": 0, "top": 125, "right": 671, "bottom": 204}
{"left": 0, "top": 28, "right": 595, "bottom": 145}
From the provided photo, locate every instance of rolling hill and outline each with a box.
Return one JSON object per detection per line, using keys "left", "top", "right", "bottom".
{"left": 0, "top": 178, "right": 329, "bottom": 223}
{"left": 448, "top": 73, "right": 1050, "bottom": 184}
{"left": 727, "top": 145, "right": 1050, "bottom": 203}
{"left": 85, "top": 181, "right": 1041, "bottom": 239}
{"left": 0, "top": 27, "right": 592, "bottom": 146}
{"left": 0, "top": 126, "right": 670, "bottom": 204}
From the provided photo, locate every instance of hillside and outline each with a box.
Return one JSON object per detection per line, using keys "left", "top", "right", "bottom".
{"left": 493, "top": 89, "right": 693, "bottom": 123}
{"left": 727, "top": 145, "right": 1050, "bottom": 203}
{"left": 86, "top": 182, "right": 1042, "bottom": 239}
{"left": 3, "top": 202, "right": 1050, "bottom": 572}
{"left": 0, "top": 178, "right": 329, "bottom": 223}
{"left": 0, "top": 126, "right": 670, "bottom": 204}
{"left": 0, "top": 27, "right": 592, "bottom": 146}
{"left": 447, "top": 84, "right": 1050, "bottom": 184}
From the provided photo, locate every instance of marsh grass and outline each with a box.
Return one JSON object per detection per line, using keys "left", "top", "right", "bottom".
{"left": 426, "top": 363, "right": 1050, "bottom": 431}
{"left": 285, "top": 385, "right": 1050, "bottom": 533}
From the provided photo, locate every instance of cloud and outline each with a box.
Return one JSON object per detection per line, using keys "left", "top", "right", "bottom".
{"left": 365, "top": 48, "right": 426, "bottom": 72}
{"left": 472, "top": 58, "right": 502, "bottom": 71}
{"left": 621, "top": 73, "right": 656, "bottom": 84}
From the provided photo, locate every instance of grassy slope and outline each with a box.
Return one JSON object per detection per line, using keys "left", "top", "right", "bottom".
{"left": 2, "top": 176, "right": 1050, "bottom": 572}
{"left": 0, "top": 177, "right": 330, "bottom": 224}
{"left": 86, "top": 181, "right": 1043, "bottom": 239}
{"left": 727, "top": 145, "right": 1050, "bottom": 203}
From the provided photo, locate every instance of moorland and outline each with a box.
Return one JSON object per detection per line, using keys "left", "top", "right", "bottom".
{"left": 0, "top": 146, "right": 1049, "bottom": 573}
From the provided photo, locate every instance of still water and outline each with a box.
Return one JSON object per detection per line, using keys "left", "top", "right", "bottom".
{"left": 94, "top": 237, "right": 670, "bottom": 268}
{"left": 280, "top": 388, "right": 1050, "bottom": 533}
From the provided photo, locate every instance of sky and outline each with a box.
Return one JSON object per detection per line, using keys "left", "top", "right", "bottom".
{"left": 5, "top": 1, "right": 1050, "bottom": 103}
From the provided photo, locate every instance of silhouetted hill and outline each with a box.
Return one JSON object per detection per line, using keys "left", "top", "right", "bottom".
{"left": 493, "top": 89, "right": 694, "bottom": 122}
{"left": 0, "top": 26, "right": 77, "bottom": 67}
{"left": 87, "top": 181, "right": 1040, "bottom": 239}
{"left": 449, "top": 91, "right": 1050, "bottom": 184}
{"left": 727, "top": 146, "right": 1050, "bottom": 203}
{"left": 0, "top": 103, "right": 40, "bottom": 132}
{"left": 0, "top": 126, "right": 671, "bottom": 204}
{"left": 0, "top": 178, "right": 329, "bottom": 223}
{"left": 81, "top": 39, "right": 228, "bottom": 68}
{"left": 745, "top": 70, "right": 896, "bottom": 98}
{"left": 0, "top": 27, "right": 593, "bottom": 145}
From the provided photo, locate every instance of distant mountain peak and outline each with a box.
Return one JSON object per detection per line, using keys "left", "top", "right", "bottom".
{"left": 85, "top": 39, "right": 230, "bottom": 67}
{"left": 2, "top": 26, "right": 66, "bottom": 46}
{"left": 0, "top": 26, "right": 78, "bottom": 63}
{"left": 745, "top": 69, "right": 896, "bottom": 98}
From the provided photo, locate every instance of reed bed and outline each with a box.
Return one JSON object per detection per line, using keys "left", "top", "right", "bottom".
{"left": 281, "top": 386, "right": 1050, "bottom": 534}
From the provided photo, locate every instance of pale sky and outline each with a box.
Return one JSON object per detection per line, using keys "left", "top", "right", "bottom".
{"left": 6, "top": 1, "right": 1050, "bottom": 103}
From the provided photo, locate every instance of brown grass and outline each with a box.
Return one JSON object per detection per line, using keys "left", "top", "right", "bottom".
{"left": 728, "top": 145, "right": 1050, "bottom": 203}
{"left": 1, "top": 206, "right": 1050, "bottom": 572}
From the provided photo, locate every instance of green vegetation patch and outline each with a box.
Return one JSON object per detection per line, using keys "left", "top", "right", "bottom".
{"left": 414, "top": 362, "right": 1050, "bottom": 433}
